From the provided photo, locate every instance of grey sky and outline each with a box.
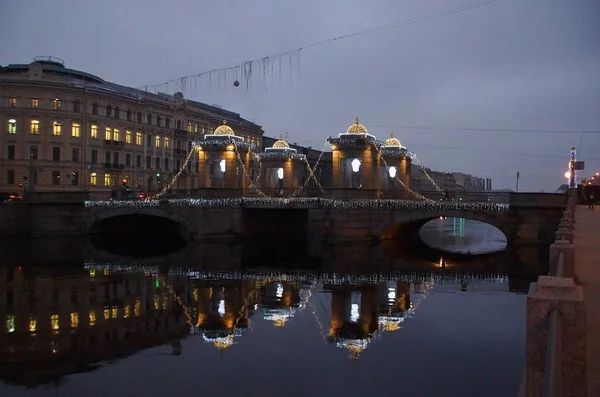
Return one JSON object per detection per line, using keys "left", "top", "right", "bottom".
{"left": 1, "top": 0, "right": 599, "bottom": 191}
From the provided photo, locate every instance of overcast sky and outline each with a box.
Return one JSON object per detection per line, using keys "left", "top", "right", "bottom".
{"left": 1, "top": 0, "right": 599, "bottom": 191}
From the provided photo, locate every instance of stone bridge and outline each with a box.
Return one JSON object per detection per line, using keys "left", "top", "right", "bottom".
{"left": 0, "top": 193, "right": 567, "bottom": 266}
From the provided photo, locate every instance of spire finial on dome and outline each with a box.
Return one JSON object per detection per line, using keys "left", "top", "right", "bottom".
{"left": 222, "top": 120, "right": 227, "bottom": 125}
{"left": 390, "top": 132, "right": 395, "bottom": 138}
{"left": 355, "top": 116, "right": 360, "bottom": 124}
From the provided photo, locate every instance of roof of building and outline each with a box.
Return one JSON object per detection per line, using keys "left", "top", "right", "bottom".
{"left": 1, "top": 58, "right": 262, "bottom": 131}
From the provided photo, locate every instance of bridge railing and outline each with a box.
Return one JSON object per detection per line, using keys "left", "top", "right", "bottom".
{"left": 418, "top": 190, "right": 511, "bottom": 203}
{"left": 525, "top": 189, "right": 586, "bottom": 397}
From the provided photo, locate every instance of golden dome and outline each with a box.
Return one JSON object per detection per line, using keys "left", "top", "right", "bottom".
{"left": 346, "top": 117, "right": 368, "bottom": 135}
{"left": 213, "top": 120, "right": 235, "bottom": 135}
{"left": 272, "top": 135, "right": 290, "bottom": 149}
{"left": 384, "top": 132, "right": 402, "bottom": 147}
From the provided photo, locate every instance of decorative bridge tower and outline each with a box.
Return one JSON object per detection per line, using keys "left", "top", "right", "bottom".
{"left": 256, "top": 135, "right": 306, "bottom": 196}
{"left": 196, "top": 120, "right": 252, "bottom": 196}
{"left": 379, "top": 132, "right": 412, "bottom": 199}
{"left": 327, "top": 117, "right": 381, "bottom": 198}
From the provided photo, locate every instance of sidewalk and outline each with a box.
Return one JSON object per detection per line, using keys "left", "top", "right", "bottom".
{"left": 574, "top": 205, "right": 600, "bottom": 397}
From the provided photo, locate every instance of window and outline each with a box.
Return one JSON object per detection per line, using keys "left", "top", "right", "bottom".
{"left": 7, "top": 145, "right": 15, "bottom": 160}
{"left": 113, "top": 129, "right": 120, "bottom": 141}
{"left": 71, "top": 122, "right": 81, "bottom": 137}
{"left": 105, "top": 128, "right": 111, "bottom": 140}
{"left": 165, "top": 117, "right": 170, "bottom": 129}
{"left": 31, "top": 98, "right": 39, "bottom": 109}
{"left": 6, "top": 169, "right": 15, "bottom": 185}
{"left": 52, "top": 121, "right": 62, "bottom": 136}
{"left": 53, "top": 98, "right": 62, "bottom": 110}
{"left": 52, "top": 171, "right": 60, "bottom": 185}
{"left": 9, "top": 97, "right": 17, "bottom": 107}
{"left": 92, "top": 102, "right": 99, "bottom": 115}
{"left": 105, "top": 151, "right": 111, "bottom": 163}
{"left": 164, "top": 158, "right": 169, "bottom": 171}
{"left": 91, "top": 124, "right": 98, "bottom": 139}
{"left": 195, "top": 124, "right": 200, "bottom": 133}
{"left": 73, "top": 99, "right": 80, "bottom": 113}
{"left": 71, "top": 171, "right": 79, "bottom": 185}
{"left": 8, "top": 119, "right": 16, "bottom": 134}
{"left": 91, "top": 150, "right": 98, "bottom": 163}
{"left": 104, "top": 174, "right": 111, "bottom": 187}
{"left": 106, "top": 105, "right": 112, "bottom": 117}
{"left": 147, "top": 113, "right": 152, "bottom": 125}
{"left": 187, "top": 122, "right": 193, "bottom": 132}
{"left": 146, "top": 156, "right": 151, "bottom": 168}
{"left": 30, "top": 146, "right": 38, "bottom": 160}
{"left": 52, "top": 147, "right": 61, "bottom": 161}
{"left": 136, "top": 132, "right": 142, "bottom": 145}
{"left": 136, "top": 155, "right": 142, "bottom": 167}
{"left": 155, "top": 157, "right": 161, "bottom": 169}
{"left": 30, "top": 120, "right": 39, "bottom": 135}
{"left": 176, "top": 120, "right": 182, "bottom": 130}
{"left": 164, "top": 137, "right": 170, "bottom": 149}
{"left": 126, "top": 109, "right": 132, "bottom": 121}
{"left": 114, "top": 106, "right": 120, "bottom": 119}
{"left": 90, "top": 172, "right": 97, "bottom": 186}
{"left": 125, "top": 130, "right": 132, "bottom": 144}
{"left": 137, "top": 111, "right": 142, "bottom": 123}
{"left": 72, "top": 148, "right": 80, "bottom": 162}
{"left": 113, "top": 152, "right": 119, "bottom": 165}
{"left": 156, "top": 115, "right": 161, "bottom": 127}
{"left": 146, "top": 135, "right": 151, "bottom": 147}
{"left": 126, "top": 153, "right": 131, "bottom": 166}
{"left": 155, "top": 136, "right": 161, "bottom": 148}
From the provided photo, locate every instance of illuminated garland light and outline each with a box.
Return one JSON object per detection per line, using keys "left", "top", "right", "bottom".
{"left": 257, "top": 151, "right": 307, "bottom": 162}
{"left": 84, "top": 197, "right": 509, "bottom": 211}
{"left": 193, "top": 139, "right": 255, "bottom": 151}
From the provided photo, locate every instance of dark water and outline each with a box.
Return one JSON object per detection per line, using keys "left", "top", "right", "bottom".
{"left": 0, "top": 221, "right": 528, "bottom": 397}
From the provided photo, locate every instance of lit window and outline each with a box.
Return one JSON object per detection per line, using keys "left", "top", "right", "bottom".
{"left": 111, "top": 306, "right": 118, "bottom": 318}
{"left": 125, "top": 130, "right": 132, "bottom": 144}
{"left": 28, "top": 317, "right": 37, "bottom": 332}
{"left": 136, "top": 132, "right": 142, "bottom": 145}
{"left": 103, "top": 307, "right": 110, "bottom": 320}
{"left": 187, "top": 122, "right": 193, "bottom": 133}
{"left": 90, "top": 172, "right": 97, "bottom": 186}
{"left": 124, "top": 306, "right": 131, "bottom": 318}
{"left": 134, "top": 300, "right": 141, "bottom": 316}
{"left": 155, "top": 136, "right": 161, "bottom": 148}
{"left": 53, "top": 98, "right": 61, "bottom": 111}
{"left": 30, "top": 120, "right": 39, "bottom": 135}
{"left": 195, "top": 124, "right": 199, "bottom": 133}
{"left": 9, "top": 97, "right": 17, "bottom": 107}
{"left": 154, "top": 295, "right": 160, "bottom": 309}
{"left": 71, "top": 122, "right": 81, "bottom": 137}
{"left": 52, "top": 121, "right": 62, "bottom": 136}
{"left": 105, "top": 127, "right": 111, "bottom": 140}
{"left": 104, "top": 174, "right": 111, "bottom": 187}
{"left": 8, "top": 119, "right": 16, "bottom": 134}
{"left": 89, "top": 310, "right": 96, "bottom": 326}
{"left": 70, "top": 312, "right": 79, "bottom": 328}
{"left": 113, "top": 128, "right": 120, "bottom": 141}
{"left": 164, "top": 137, "right": 170, "bottom": 149}
{"left": 30, "top": 98, "right": 38, "bottom": 108}
{"left": 91, "top": 124, "right": 98, "bottom": 139}
{"left": 6, "top": 316, "right": 15, "bottom": 333}
{"left": 50, "top": 314, "right": 59, "bottom": 330}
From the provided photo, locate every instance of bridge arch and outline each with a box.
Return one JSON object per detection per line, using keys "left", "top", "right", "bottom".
{"left": 86, "top": 206, "right": 193, "bottom": 241}
{"left": 376, "top": 209, "right": 514, "bottom": 247}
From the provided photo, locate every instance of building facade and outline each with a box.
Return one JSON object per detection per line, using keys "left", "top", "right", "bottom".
{"left": 0, "top": 57, "right": 263, "bottom": 199}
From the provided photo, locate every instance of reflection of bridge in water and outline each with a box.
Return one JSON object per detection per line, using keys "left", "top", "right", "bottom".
{"left": 0, "top": 263, "right": 514, "bottom": 388}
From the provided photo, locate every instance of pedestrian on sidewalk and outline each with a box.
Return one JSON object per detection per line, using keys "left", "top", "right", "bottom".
{"left": 589, "top": 191, "right": 595, "bottom": 209}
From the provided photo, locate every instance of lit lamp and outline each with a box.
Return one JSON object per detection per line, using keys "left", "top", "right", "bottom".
{"left": 388, "top": 166, "right": 397, "bottom": 178}
{"left": 277, "top": 168, "right": 284, "bottom": 180}
{"left": 219, "top": 159, "right": 226, "bottom": 173}
{"left": 564, "top": 171, "right": 571, "bottom": 179}
{"left": 351, "top": 159, "right": 361, "bottom": 173}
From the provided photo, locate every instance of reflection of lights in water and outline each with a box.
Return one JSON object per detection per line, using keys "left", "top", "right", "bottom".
{"left": 379, "top": 316, "right": 405, "bottom": 332}
{"left": 263, "top": 308, "right": 297, "bottom": 327}
{"left": 350, "top": 303, "right": 360, "bottom": 323}
{"left": 218, "top": 299, "right": 225, "bottom": 316}
{"left": 275, "top": 283, "right": 283, "bottom": 298}
{"left": 337, "top": 338, "right": 370, "bottom": 360}
{"left": 387, "top": 288, "right": 396, "bottom": 302}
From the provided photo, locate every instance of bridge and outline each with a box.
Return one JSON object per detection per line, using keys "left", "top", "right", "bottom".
{"left": 0, "top": 192, "right": 568, "bottom": 265}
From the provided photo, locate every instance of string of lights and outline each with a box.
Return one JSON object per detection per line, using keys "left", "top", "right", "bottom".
{"left": 138, "top": 0, "right": 500, "bottom": 96}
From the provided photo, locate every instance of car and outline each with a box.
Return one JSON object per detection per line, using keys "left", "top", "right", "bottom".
{"left": 0, "top": 192, "right": 22, "bottom": 202}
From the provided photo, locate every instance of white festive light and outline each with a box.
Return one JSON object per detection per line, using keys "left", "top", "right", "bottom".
{"left": 388, "top": 166, "right": 397, "bottom": 179}
{"left": 219, "top": 159, "right": 226, "bottom": 173}
{"left": 84, "top": 196, "right": 510, "bottom": 212}
{"left": 351, "top": 159, "right": 362, "bottom": 173}
{"left": 277, "top": 168, "right": 284, "bottom": 180}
